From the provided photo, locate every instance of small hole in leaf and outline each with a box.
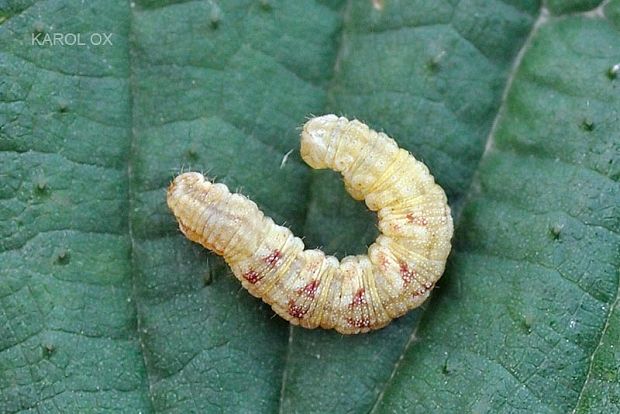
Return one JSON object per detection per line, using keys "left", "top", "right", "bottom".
{"left": 580, "top": 118, "right": 594, "bottom": 132}
{"left": 521, "top": 311, "right": 534, "bottom": 334}
{"left": 427, "top": 59, "right": 440, "bottom": 73}
{"left": 186, "top": 147, "right": 199, "bottom": 161}
{"left": 426, "top": 51, "right": 446, "bottom": 74}
{"left": 58, "top": 99, "right": 69, "bottom": 113}
{"left": 32, "top": 21, "right": 45, "bottom": 36}
{"left": 259, "top": 0, "right": 272, "bottom": 11}
{"left": 42, "top": 343, "right": 55, "bottom": 358}
{"left": 210, "top": 6, "right": 222, "bottom": 29}
{"left": 34, "top": 176, "right": 48, "bottom": 193}
{"left": 55, "top": 249, "right": 70, "bottom": 265}
{"left": 549, "top": 223, "right": 563, "bottom": 240}
{"left": 442, "top": 360, "right": 451, "bottom": 375}
{"left": 607, "top": 63, "right": 619, "bottom": 80}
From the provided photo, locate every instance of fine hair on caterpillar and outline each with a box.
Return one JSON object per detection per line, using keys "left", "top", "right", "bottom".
{"left": 167, "top": 114, "right": 453, "bottom": 334}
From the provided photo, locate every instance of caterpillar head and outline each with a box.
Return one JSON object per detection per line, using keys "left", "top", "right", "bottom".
{"left": 167, "top": 172, "right": 211, "bottom": 211}
{"left": 300, "top": 114, "right": 341, "bottom": 170}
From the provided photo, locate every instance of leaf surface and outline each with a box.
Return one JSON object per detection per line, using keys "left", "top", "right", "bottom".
{"left": 1, "top": 0, "right": 618, "bottom": 412}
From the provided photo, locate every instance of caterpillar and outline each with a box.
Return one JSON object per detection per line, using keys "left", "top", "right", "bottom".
{"left": 167, "top": 115, "right": 453, "bottom": 334}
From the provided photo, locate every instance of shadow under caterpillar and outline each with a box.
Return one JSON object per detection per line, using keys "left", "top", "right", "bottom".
{"left": 167, "top": 115, "right": 453, "bottom": 334}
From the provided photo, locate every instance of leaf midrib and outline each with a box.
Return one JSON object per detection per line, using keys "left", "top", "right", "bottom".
{"left": 126, "top": 0, "right": 157, "bottom": 411}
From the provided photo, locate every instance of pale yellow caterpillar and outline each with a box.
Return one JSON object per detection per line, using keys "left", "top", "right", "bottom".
{"left": 167, "top": 115, "right": 453, "bottom": 334}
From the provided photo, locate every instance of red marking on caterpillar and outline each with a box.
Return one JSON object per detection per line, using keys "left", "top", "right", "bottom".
{"left": 265, "top": 250, "right": 282, "bottom": 268}
{"left": 350, "top": 288, "right": 367, "bottom": 307}
{"left": 347, "top": 316, "right": 372, "bottom": 329}
{"left": 167, "top": 115, "right": 454, "bottom": 334}
{"left": 406, "top": 213, "right": 428, "bottom": 226}
{"left": 298, "top": 279, "right": 320, "bottom": 299}
{"left": 378, "top": 253, "right": 390, "bottom": 270}
{"left": 399, "top": 262, "right": 418, "bottom": 285}
{"left": 288, "top": 299, "right": 308, "bottom": 319}
{"left": 242, "top": 269, "right": 261, "bottom": 284}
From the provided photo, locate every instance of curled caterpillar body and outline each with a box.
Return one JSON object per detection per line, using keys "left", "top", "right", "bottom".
{"left": 167, "top": 115, "right": 453, "bottom": 334}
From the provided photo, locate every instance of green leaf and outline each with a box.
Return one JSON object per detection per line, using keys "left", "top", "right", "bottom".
{"left": 1, "top": 1, "right": 618, "bottom": 413}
